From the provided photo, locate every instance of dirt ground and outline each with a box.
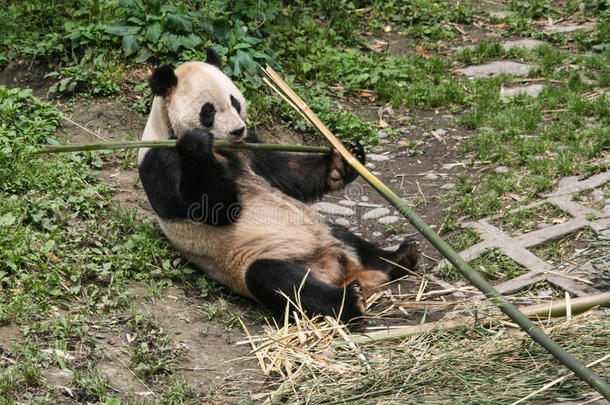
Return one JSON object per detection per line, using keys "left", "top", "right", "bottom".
{"left": 0, "top": 57, "right": 484, "bottom": 399}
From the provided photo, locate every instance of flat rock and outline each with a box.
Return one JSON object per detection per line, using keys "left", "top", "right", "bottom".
{"left": 440, "top": 183, "right": 456, "bottom": 190}
{"left": 558, "top": 175, "right": 579, "bottom": 188}
{"left": 358, "top": 202, "right": 383, "bottom": 208}
{"left": 495, "top": 166, "right": 510, "bottom": 174}
{"left": 457, "top": 61, "right": 531, "bottom": 77}
{"left": 457, "top": 39, "right": 543, "bottom": 53}
{"left": 378, "top": 215, "right": 400, "bottom": 224}
{"left": 368, "top": 153, "right": 390, "bottom": 162}
{"left": 334, "top": 217, "right": 351, "bottom": 227}
{"left": 424, "top": 173, "right": 439, "bottom": 180}
{"left": 362, "top": 207, "right": 391, "bottom": 220}
{"left": 338, "top": 200, "right": 356, "bottom": 207}
{"left": 502, "top": 39, "right": 544, "bottom": 50}
{"left": 501, "top": 84, "right": 543, "bottom": 99}
{"left": 545, "top": 23, "right": 594, "bottom": 33}
{"left": 311, "top": 202, "right": 355, "bottom": 216}
{"left": 434, "top": 128, "right": 448, "bottom": 136}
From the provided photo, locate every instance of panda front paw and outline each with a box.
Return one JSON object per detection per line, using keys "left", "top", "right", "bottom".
{"left": 327, "top": 140, "right": 365, "bottom": 190}
{"left": 177, "top": 128, "right": 214, "bottom": 157}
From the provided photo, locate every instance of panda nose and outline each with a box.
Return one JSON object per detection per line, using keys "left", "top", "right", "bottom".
{"left": 230, "top": 127, "right": 245, "bottom": 137}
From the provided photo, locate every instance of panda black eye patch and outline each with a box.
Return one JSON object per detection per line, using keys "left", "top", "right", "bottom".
{"left": 230, "top": 95, "right": 241, "bottom": 114}
{"left": 199, "top": 103, "right": 216, "bottom": 127}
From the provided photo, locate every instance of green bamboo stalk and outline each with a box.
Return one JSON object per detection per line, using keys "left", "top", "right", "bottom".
{"left": 31, "top": 140, "right": 331, "bottom": 154}
{"left": 262, "top": 65, "right": 610, "bottom": 400}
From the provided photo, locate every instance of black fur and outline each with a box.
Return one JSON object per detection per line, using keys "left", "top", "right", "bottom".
{"left": 205, "top": 47, "right": 223, "bottom": 69}
{"left": 149, "top": 65, "right": 177, "bottom": 97}
{"left": 245, "top": 130, "right": 365, "bottom": 202}
{"left": 199, "top": 102, "right": 216, "bottom": 128}
{"left": 330, "top": 223, "right": 419, "bottom": 279}
{"left": 230, "top": 94, "right": 241, "bottom": 113}
{"left": 139, "top": 129, "right": 242, "bottom": 225}
{"left": 245, "top": 259, "right": 364, "bottom": 323}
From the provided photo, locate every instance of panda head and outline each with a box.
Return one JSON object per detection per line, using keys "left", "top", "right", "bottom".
{"left": 147, "top": 47, "right": 247, "bottom": 143}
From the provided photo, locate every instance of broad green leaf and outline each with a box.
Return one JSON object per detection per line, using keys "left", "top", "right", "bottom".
{"left": 180, "top": 33, "right": 202, "bottom": 49}
{"left": 122, "top": 35, "right": 140, "bottom": 56}
{"left": 166, "top": 34, "right": 182, "bottom": 52}
{"left": 243, "top": 36, "right": 261, "bottom": 45}
{"left": 144, "top": 22, "right": 162, "bottom": 43}
{"left": 166, "top": 14, "right": 192, "bottom": 33}
{"left": 135, "top": 47, "right": 153, "bottom": 63}
{"left": 105, "top": 25, "right": 141, "bottom": 37}
{"left": 0, "top": 213, "right": 16, "bottom": 226}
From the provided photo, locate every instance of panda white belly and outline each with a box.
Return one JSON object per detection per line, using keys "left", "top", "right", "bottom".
{"left": 158, "top": 172, "right": 361, "bottom": 297}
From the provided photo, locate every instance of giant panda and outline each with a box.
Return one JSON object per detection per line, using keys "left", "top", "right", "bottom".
{"left": 138, "top": 48, "right": 419, "bottom": 323}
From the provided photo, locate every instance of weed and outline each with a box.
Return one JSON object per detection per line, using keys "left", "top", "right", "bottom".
{"left": 159, "top": 377, "right": 199, "bottom": 405}
{"left": 73, "top": 367, "right": 109, "bottom": 402}
{"left": 439, "top": 248, "right": 527, "bottom": 281}
{"left": 128, "top": 312, "right": 185, "bottom": 380}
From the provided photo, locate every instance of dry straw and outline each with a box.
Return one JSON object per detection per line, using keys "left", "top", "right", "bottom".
{"left": 260, "top": 65, "right": 610, "bottom": 400}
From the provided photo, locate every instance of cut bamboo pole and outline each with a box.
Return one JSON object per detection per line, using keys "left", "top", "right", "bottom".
{"left": 31, "top": 140, "right": 331, "bottom": 155}
{"left": 261, "top": 65, "right": 610, "bottom": 400}
{"left": 352, "top": 291, "right": 610, "bottom": 344}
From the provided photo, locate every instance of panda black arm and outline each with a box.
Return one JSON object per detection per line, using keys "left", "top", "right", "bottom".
{"left": 139, "top": 129, "right": 241, "bottom": 226}
{"left": 176, "top": 129, "right": 242, "bottom": 225}
{"left": 246, "top": 130, "right": 365, "bottom": 202}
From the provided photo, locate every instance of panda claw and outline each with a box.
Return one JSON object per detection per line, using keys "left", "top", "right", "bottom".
{"left": 339, "top": 280, "right": 365, "bottom": 324}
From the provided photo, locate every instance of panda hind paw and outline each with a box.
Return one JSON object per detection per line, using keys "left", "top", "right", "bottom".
{"left": 338, "top": 280, "right": 365, "bottom": 325}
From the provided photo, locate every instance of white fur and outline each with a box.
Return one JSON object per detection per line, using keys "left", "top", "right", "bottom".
{"left": 138, "top": 61, "right": 247, "bottom": 165}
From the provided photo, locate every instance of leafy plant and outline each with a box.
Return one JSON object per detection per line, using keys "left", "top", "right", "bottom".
{"left": 46, "top": 51, "right": 122, "bottom": 97}
{"left": 106, "top": 0, "right": 203, "bottom": 62}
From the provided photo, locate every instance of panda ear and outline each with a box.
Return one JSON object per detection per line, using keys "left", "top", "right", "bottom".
{"left": 205, "top": 47, "right": 223, "bottom": 69}
{"left": 149, "top": 65, "right": 178, "bottom": 97}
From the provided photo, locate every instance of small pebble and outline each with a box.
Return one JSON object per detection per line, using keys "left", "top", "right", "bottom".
{"left": 311, "top": 202, "right": 355, "bottom": 216}
{"left": 334, "top": 217, "right": 351, "bottom": 227}
{"left": 382, "top": 106, "right": 394, "bottom": 117}
{"left": 378, "top": 130, "right": 388, "bottom": 139}
{"left": 495, "top": 166, "right": 509, "bottom": 174}
{"left": 435, "top": 128, "right": 448, "bottom": 136}
{"left": 372, "top": 231, "right": 383, "bottom": 237}
{"left": 338, "top": 200, "right": 356, "bottom": 207}
{"left": 558, "top": 145, "right": 568, "bottom": 151}
{"left": 371, "top": 171, "right": 382, "bottom": 176}
{"left": 424, "top": 173, "right": 439, "bottom": 180}
{"left": 358, "top": 202, "right": 383, "bottom": 208}
{"left": 378, "top": 215, "right": 400, "bottom": 224}
{"left": 440, "top": 183, "right": 456, "bottom": 190}
{"left": 368, "top": 153, "right": 390, "bottom": 162}
{"left": 362, "top": 207, "right": 391, "bottom": 220}
{"left": 366, "top": 162, "right": 376, "bottom": 169}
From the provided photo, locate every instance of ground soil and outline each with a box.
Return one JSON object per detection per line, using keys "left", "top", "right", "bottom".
{"left": 0, "top": 53, "right": 488, "bottom": 399}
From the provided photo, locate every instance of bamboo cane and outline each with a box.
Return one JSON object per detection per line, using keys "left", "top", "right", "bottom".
{"left": 261, "top": 65, "right": 610, "bottom": 400}
{"left": 31, "top": 140, "right": 331, "bottom": 155}
{"left": 351, "top": 291, "right": 610, "bottom": 344}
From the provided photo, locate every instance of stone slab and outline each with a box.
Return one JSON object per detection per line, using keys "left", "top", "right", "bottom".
{"left": 457, "top": 61, "right": 531, "bottom": 77}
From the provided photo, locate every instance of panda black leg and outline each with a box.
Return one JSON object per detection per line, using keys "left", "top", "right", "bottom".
{"left": 245, "top": 259, "right": 364, "bottom": 323}
{"left": 329, "top": 224, "right": 420, "bottom": 279}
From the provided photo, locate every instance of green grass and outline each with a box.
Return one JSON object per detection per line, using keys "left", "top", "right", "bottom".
{"left": 439, "top": 248, "right": 528, "bottom": 281}
{"left": 1, "top": 0, "right": 609, "bottom": 402}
